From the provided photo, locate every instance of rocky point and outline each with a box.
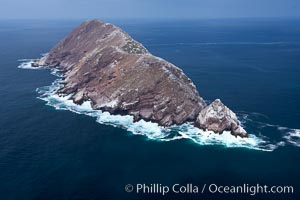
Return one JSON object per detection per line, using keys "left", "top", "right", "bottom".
{"left": 33, "top": 19, "right": 247, "bottom": 137}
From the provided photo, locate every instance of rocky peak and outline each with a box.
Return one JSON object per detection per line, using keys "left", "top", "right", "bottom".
{"left": 33, "top": 19, "right": 206, "bottom": 127}
{"left": 32, "top": 19, "right": 247, "bottom": 137}
{"left": 195, "top": 99, "right": 247, "bottom": 137}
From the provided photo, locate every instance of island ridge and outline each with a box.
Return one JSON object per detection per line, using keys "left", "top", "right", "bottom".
{"left": 33, "top": 19, "right": 247, "bottom": 138}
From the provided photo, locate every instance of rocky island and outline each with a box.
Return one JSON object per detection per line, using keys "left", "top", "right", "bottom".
{"left": 33, "top": 19, "right": 247, "bottom": 138}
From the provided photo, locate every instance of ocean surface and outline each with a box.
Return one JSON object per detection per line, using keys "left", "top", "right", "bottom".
{"left": 0, "top": 19, "right": 300, "bottom": 199}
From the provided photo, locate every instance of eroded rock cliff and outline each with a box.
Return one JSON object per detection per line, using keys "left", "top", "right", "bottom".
{"left": 33, "top": 19, "right": 247, "bottom": 137}
{"left": 34, "top": 19, "right": 206, "bottom": 126}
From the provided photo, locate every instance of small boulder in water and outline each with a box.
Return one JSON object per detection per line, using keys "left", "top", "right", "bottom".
{"left": 195, "top": 99, "right": 247, "bottom": 138}
{"left": 31, "top": 56, "right": 48, "bottom": 67}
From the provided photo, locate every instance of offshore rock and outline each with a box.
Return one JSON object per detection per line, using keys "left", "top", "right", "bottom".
{"left": 195, "top": 99, "right": 247, "bottom": 137}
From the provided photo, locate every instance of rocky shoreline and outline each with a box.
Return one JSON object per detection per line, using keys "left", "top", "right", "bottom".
{"left": 32, "top": 19, "right": 247, "bottom": 138}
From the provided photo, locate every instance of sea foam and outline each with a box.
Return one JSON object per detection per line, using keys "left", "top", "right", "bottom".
{"left": 19, "top": 59, "right": 299, "bottom": 152}
{"left": 17, "top": 59, "right": 45, "bottom": 69}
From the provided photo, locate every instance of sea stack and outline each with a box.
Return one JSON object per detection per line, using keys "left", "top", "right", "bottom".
{"left": 33, "top": 19, "right": 247, "bottom": 137}
{"left": 195, "top": 99, "right": 247, "bottom": 138}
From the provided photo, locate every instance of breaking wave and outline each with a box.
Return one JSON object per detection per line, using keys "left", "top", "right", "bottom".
{"left": 237, "top": 111, "right": 300, "bottom": 149}
{"left": 18, "top": 59, "right": 45, "bottom": 69}
{"left": 18, "top": 59, "right": 300, "bottom": 152}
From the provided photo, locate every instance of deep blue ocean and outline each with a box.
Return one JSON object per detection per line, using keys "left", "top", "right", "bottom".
{"left": 0, "top": 19, "right": 300, "bottom": 200}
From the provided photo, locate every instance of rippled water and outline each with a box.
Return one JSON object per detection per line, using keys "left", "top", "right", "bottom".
{"left": 18, "top": 51, "right": 300, "bottom": 153}
{"left": 1, "top": 19, "right": 300, "bottom": 200}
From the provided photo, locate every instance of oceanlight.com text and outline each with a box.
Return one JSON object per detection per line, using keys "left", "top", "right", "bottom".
{"left": 124, "top": 183, "right": 294, "bottom": 196}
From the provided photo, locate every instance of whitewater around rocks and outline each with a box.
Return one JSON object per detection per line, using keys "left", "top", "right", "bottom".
{"left": 18, "top": 59, "right": 300, "bottom": 152}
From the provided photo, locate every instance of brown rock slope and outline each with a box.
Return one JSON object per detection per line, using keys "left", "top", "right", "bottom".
{"left": 34, "top": 19, "right": 247, "bottom": 137}
{"left": 35, "top": 19, "right": 206, "bottom": 126}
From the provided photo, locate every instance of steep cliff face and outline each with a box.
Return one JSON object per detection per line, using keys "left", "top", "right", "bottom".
{"left": 34, "top": 19, "right": 247, "bottom": 137}
{"left": 35, "top": 19, "right": 206, "bottom": 126}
